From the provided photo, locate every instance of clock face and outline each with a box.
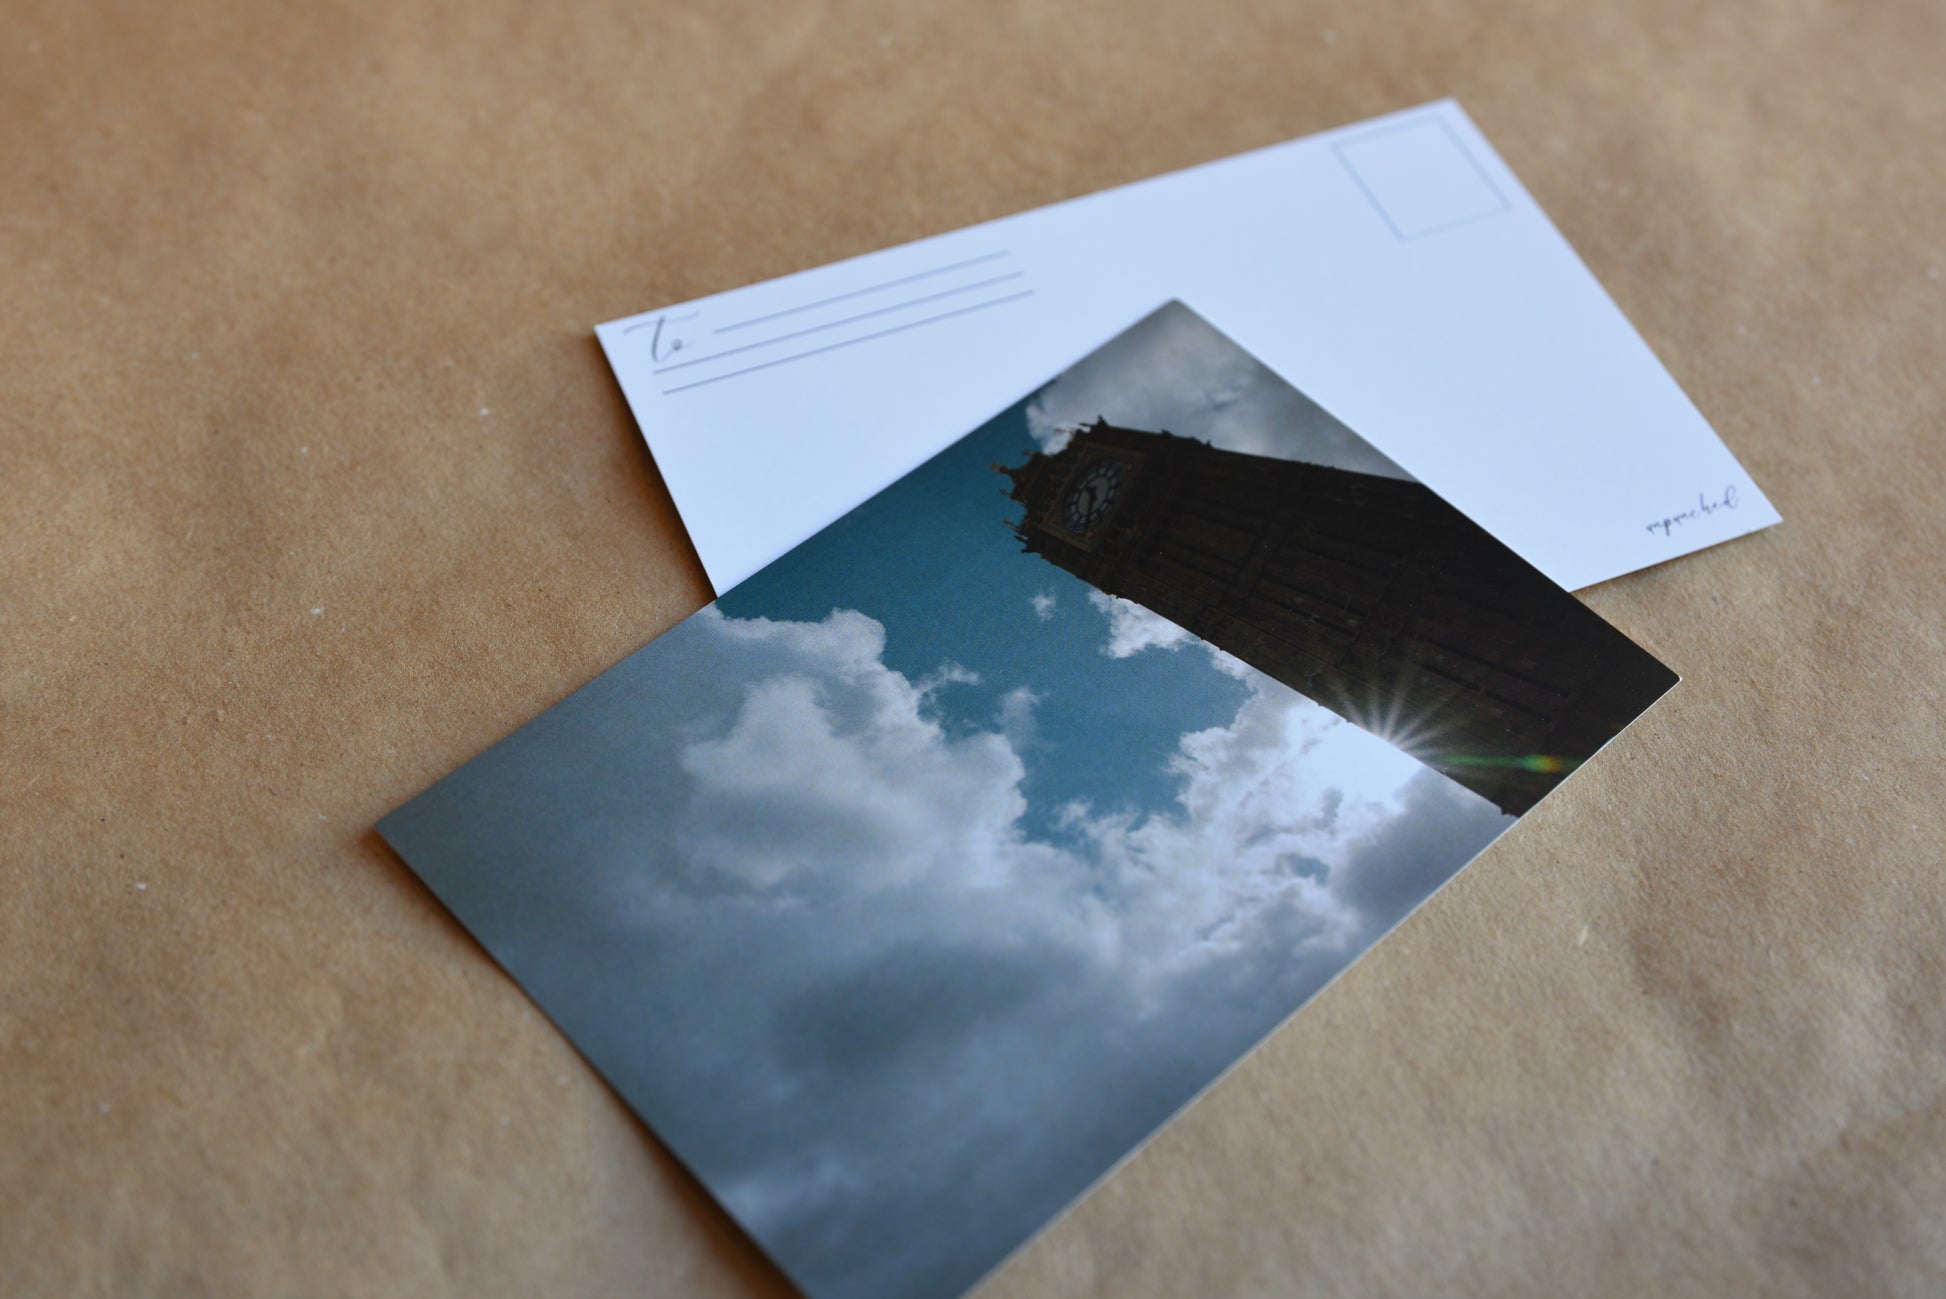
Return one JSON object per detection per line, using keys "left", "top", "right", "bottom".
{"left": 1061, "top": 457, "right": 1124, "bottom": 535}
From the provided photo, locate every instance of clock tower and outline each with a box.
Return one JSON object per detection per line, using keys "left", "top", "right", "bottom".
{"left": 1001, "top": 420, "right": 1674, "bottom": 816}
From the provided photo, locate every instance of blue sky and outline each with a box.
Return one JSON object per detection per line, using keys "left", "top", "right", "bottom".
{"left": 717, "top": 387, "right": 1251, "bottom": 845}
{"left": 381, "top": 304, "right": 1524, "bottom": 1299}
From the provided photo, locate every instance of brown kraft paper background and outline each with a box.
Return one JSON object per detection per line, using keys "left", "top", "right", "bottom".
{"left": 4, "top": 1, "right": 1944, "bottom": 1295}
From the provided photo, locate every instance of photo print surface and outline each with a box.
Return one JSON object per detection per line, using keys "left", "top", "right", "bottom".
{"left": 381, "top": 302, "right": 1677, "bottom": 1299}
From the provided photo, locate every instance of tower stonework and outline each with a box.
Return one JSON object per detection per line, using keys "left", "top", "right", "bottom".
{"left": 1002, "top": 420, "right": 1675, "bottom": 816}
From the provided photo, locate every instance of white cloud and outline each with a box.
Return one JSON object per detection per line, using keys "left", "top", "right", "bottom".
{"left": 674, "top": 609, "right": 1050, "bottom": 895}
{"left": 1089, "top": 590, "right": 1254, "bottom": 681}
{"left": 1089, "top": 590, "right": 1194, "bottom": 658}
{"left": 1065, "top": 663, "right": 1442, "bottom": 992}
{"left": 996, "top": 685, "right": 1042, "bottom": 753}
{"left": 1029, "top": 591, "right": 1057, "bottom": 621}
{"left": 661, "top": 604, "right": 1498, "bottom": 987}
{"left": 1025, "top": 302, "right": 1413, "bottom": 481}
{"left": 513, "top": 604, "right": 1511, "bottom": 1299}
{"left": 917, "top": 660, "right": 981, "bottom": 697}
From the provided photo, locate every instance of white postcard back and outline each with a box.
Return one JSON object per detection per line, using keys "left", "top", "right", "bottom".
{"left": 598, "top": 101, "right": 1777, "bottom": 595}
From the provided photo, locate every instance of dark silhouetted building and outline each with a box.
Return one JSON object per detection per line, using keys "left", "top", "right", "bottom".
{"left": 1002, "top": 420, "right": 1675, "bottom": 815}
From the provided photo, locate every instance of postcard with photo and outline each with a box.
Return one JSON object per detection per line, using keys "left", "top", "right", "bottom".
{"left": 381, "top": 302, "right": 1677, "bottom": 1299}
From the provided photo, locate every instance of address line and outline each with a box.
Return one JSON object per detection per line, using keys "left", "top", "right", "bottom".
{"left": 654, "top": 272, "right": 1027, "bottom": 375}
{"left": 662, "top": 290, "right": 1036, "bottom": 396}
